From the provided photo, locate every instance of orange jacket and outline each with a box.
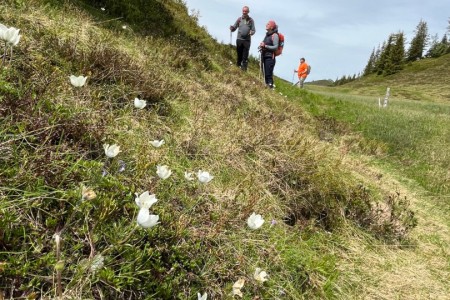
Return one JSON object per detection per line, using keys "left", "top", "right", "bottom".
{"left": 297, "top": 62, "right": 308, "bottom": 79}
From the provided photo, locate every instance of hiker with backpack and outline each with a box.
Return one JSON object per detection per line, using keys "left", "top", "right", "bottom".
{"left": 294, "top": 57, "right": 309, "bottom": 88}
{"left": 259, "top": 20, "right": 280, "bottom": 89}
{"left": 229, "top": 6, "right": 255, "bottom": 71}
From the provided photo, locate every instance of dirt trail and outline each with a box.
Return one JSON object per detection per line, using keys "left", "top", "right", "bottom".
{"left": 337, "top": 158, "right": 450, "bottom": 300}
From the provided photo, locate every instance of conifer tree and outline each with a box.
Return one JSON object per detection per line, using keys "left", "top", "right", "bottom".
{"left": 374, "top": 41, "right": 387, "bottom": 74}
{"left": 363, "top": 48, "right": 376, "bottom": 76}
{"left": 377, "top": 36, "right": 395, "bottom": 75}
{"left": 389, "top": 32, "right": 405, "bottom": 73}
{"left": 444, "top": 33, "right": 450, "bottom": 53}
{"left": 406, "top": 20, "right": 429, "bottom": 61}
{"left": 446, "top": 17, "right": 450, "bottom": 53}
{"left": 426, "top": 34, "right": 448, "bottom": 58}
{"left": 442, "top": 34, "right": 448, "bottom": 45}
{"left": 373, "top": 44, "right": 381, "bottom": 70}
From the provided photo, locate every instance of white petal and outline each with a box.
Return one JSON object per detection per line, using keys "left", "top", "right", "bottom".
{"left": 197, "top": 170, "right": 213, "bottom": 183}
{"left": 150, "top": 140, "right": 164, "bottom": 147}
{"left": 103, "top": 143, "right": 120, "bottom": 158}
{"left": 232, "top": 278, "right": 245, "bottom": 297}
{"left": 254, "top": 268, "right": 268, "bottom": 282}
{"left": 247, "top": 212, "right": 264, "bottom": 229}
{"left": 134, "top": 97, "right": 146, "bottom": 109}
{"left": 197, "top": 292, "right": 207, "bottom": 300}
{"left": 69, "top": 75, "right": 87, "bottom": 87}
{"left": 137, "top": 208, "right": 159, "bottom": 228}
{"left": 136, "top": 191, "right": 158, "bottom": 209}
{"left": 156, "top": 165, "right": 172, "bottom": 180}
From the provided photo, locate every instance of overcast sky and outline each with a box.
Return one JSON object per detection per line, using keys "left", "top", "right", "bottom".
{"left": 184, "top": 0, "right": 449, "bottom": 82}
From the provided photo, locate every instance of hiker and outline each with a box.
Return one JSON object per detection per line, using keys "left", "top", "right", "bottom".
{"left": 259, "top": 20, "right": 279, "bottom": 89}
{"left": 229, "top": 6, "right": 255, "bottom": 71}
{"left": 294, "top": 57, "right": 309, "bottom": 88}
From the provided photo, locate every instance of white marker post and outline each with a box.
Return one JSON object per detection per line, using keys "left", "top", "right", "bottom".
{"left": 383, "top": 87, "right": 390, "bottom": 108}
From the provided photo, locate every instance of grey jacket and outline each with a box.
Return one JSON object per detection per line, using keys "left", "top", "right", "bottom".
{"left": 262, "top": 28, "right": 279, "bottom": 57}
{"left": 231, "top": 16, "right": 255, "bottom": 41}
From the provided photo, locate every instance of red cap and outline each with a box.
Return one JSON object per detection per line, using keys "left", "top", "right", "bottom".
{"left": 267, "top": 20, "right": 276, "bottom": 29}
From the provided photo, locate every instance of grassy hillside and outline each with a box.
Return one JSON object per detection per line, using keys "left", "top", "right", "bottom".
{"left": 326, "top": 53, "right": 450, "bottom": 103}
{"left": 0, "top": 1, "right": 446, "bottom": 299}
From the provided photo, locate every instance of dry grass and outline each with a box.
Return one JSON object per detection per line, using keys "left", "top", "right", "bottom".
{"left": 334, "top": 155, "right": 449, "bottom": 300}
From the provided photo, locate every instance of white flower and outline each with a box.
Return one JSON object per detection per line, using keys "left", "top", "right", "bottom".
{"left": 103, "top": 143, "right": 121, "bottom": 158}
{"left": 156, "top": 165, "right": 172, "bottom": 180}
{"left": 135, "top": 191, "right": 158, "bottom": 209}
{"left": 100, "top": 7, "right": 106, "bottom": 11}
{"left": 232, "top": 278, "right": 245, "bottom": 297}
{"left": 69, "top": 75, "right": 88, "bottom": 87}
{"left": 6, "top": 27, "right": 21, "bottom": 46}
{"left": 122, "top": 25, "right": 127, "bottom": 29}
{"left": 134, "top": 97, "right": 147, "bottom": 109}
{"left": 184, "top": 171, "right": 194, "bottom": 181}
{"left": 0, "top": 24, "right": 6, "bottom": 36}
{"left": 81, "top": 185, "right": 97, "bottom": 201}
{"left": 197, "top": 292, "right": 207, "bottom": 300}
{"left": 197, "top": 170, "right": 213, "bottom": 184}
{"left": 150, "top": 139, "right": 165, "bottom": 148}
{"left": 0, "top": 25, "right": 21, "bottom": 46}
{"left": 254, "top": 268, "right": 268, "bottom": 283}
{"left": 137, "top": 208, "right": 159, "bottom": 228}
{"left": 53, "top": 232, "right": 61, "bottom": 245}
{"left": 90, "top": 254, "right": 104, "bottom": 272}
{"left": 247, "top": 212, "right": 264, "bottom": 230}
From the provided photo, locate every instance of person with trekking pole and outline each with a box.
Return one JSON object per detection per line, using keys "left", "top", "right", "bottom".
{"left": 259, "top": 20, "right": 279, "bottom": 89}
{"left": 229, "top": 6, "right": 255, "bottom": 71}
{"left": 294, "top": 57, "right": 309, "bottom": 88}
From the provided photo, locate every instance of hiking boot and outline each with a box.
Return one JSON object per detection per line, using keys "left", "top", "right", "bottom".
{"left": 241, "top": 61, "right": 248, "bottom": 71}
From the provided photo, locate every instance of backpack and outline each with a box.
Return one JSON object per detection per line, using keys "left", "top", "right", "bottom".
{"left": 273, "top": 32, "right": 285, "bottom": 56}
{"left": 306, "top": 64, "right": 311, "bottom": 75}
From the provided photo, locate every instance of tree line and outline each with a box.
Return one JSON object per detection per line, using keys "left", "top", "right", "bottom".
{"left": 333, "top": 18, "right": 450, "bottom": 86}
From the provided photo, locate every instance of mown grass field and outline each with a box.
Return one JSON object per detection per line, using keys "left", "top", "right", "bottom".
{"left": 292, "top": 82, "right": 450, "bottom": 199}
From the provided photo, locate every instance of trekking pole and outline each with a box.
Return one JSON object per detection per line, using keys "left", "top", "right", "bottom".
{"left": 261, "top": 51, "right": 266, "bottom": 85}
{"left": 229, "top": 31, "right": 233, "bottom": 58}
{"left": 259, "top": 50, "right": 263, "bottom": 81}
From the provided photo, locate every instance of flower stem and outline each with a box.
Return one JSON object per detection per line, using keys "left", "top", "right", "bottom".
{"left": 54, "top": 233, "right": 62, "bottom": 299}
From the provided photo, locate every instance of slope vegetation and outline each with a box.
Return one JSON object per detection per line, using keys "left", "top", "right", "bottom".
{"left": 0, "top": 1, "right": 426, "bottom": 299}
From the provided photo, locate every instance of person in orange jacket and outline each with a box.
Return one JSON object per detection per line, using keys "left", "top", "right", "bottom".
{"left": 294, "top": 57, "right": 308, "bottom": 88}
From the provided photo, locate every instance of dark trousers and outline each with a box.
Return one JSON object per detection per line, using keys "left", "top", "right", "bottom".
{"left": 262, "top": 55, "right": 276, "bottom": 86}
{"left": 236, "top": 39, "right": 250, "bottom": 70}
